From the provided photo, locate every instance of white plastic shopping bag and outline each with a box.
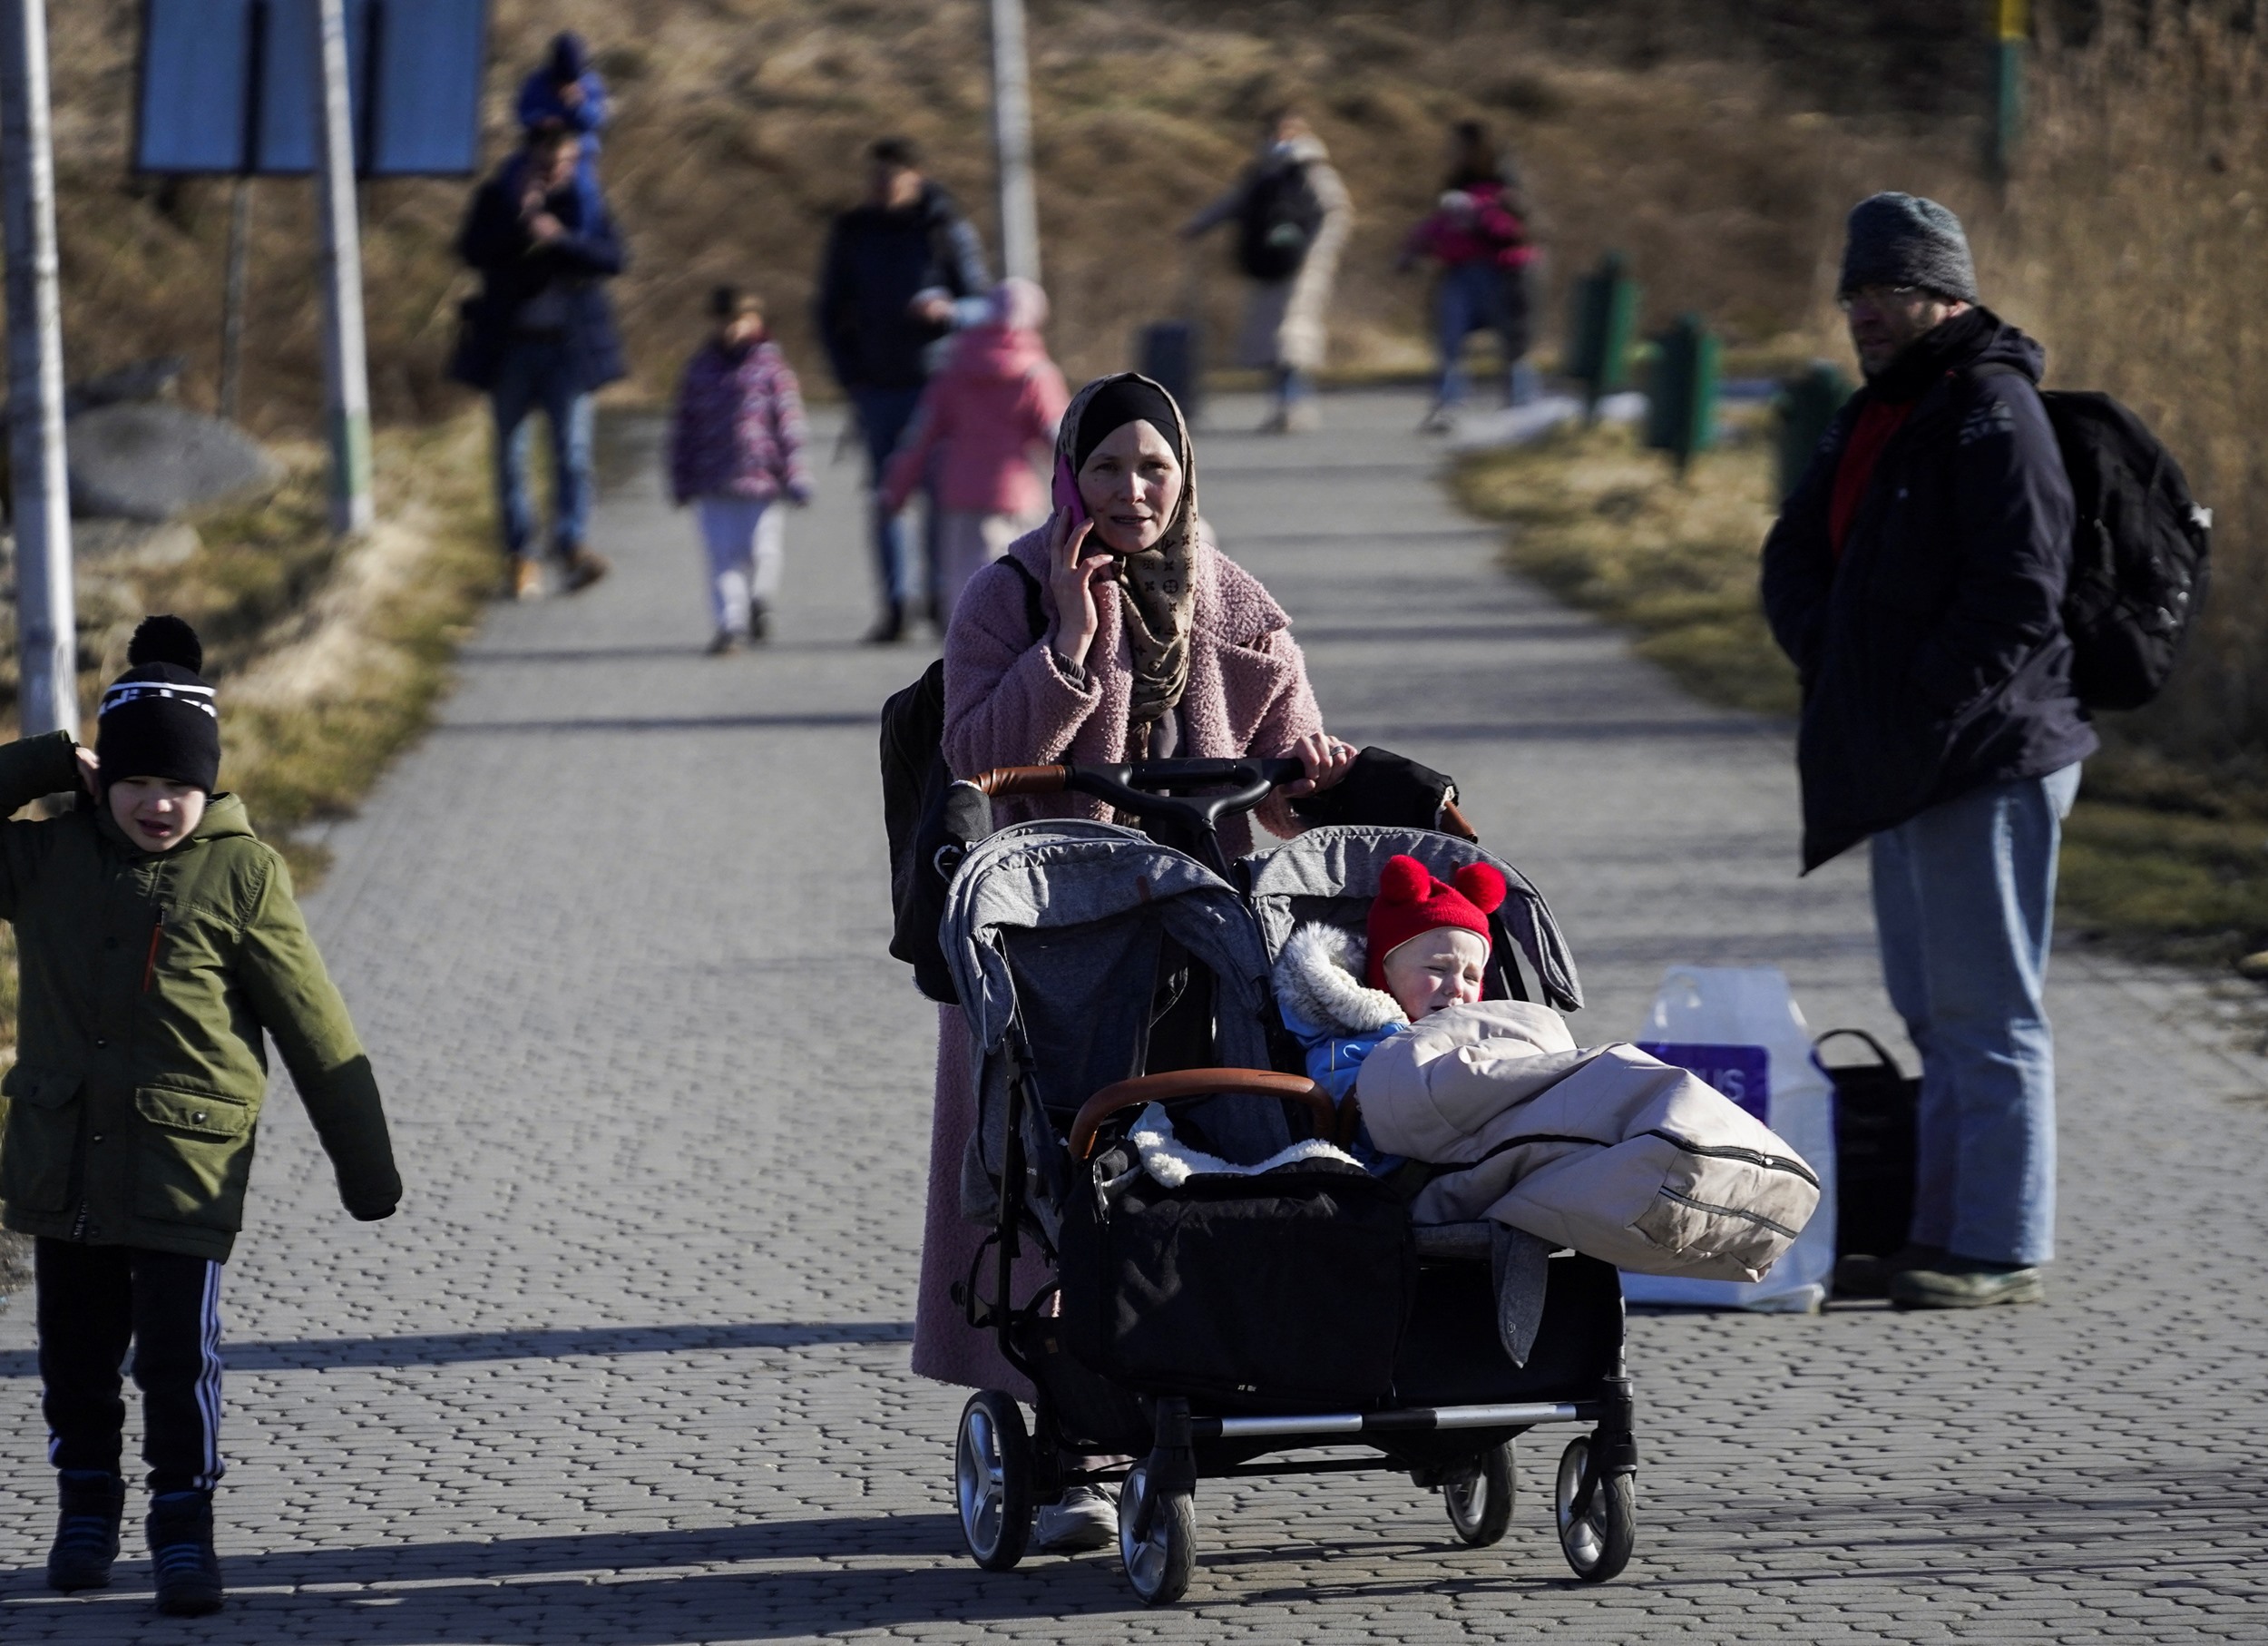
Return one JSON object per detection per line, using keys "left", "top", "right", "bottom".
{"left": 1626, "top": 965, "right": 1836, "bottom": 1313}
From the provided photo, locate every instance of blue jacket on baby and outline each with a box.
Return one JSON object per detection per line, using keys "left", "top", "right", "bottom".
{"left": 1272, "top": 922, "right": 1415, "bottom": 1171}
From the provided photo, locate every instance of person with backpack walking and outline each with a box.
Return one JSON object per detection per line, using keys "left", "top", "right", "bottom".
{"left": 1401, "top": 119, "right": 1540, "bottom": 432}
{"left": 816, "top": 136, "right": 992, "bottom": 644}
{"left": 878, "top": 278, "right": 1069, "bottom": 629}
{"left": 1760, "top": 193, "right": 2096, "bottom": 1310}
{"left": 1182, "top": 110, "right": 1354, "bottom": 434}
{"left": 668, "top": 286, "right": 813, "bottom": 652}
{"left": 4, "top": 617, "right": 401, "bottom": 1615}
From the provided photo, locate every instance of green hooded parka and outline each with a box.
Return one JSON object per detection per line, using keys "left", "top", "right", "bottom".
{"left": 0, "top": 730, "right": 399, "bottom": 1260}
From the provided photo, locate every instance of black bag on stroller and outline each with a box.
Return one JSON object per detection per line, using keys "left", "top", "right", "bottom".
{"left": 1060, "top": 1151, "right": 1415, "bottom": 1408}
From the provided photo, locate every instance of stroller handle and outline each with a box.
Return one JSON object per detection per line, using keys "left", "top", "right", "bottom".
{"left": 1069, "top": 1068, "right": 1343, "bottom": 1160}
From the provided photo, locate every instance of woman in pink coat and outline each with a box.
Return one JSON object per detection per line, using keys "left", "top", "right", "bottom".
{"left": 880, "top": 279, "right": 1070, "bottom": 626}
{"left": 914, "top": 371, "right": 1354, "bottom": 1549}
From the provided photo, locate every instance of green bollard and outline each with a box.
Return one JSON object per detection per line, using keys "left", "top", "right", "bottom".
{"left": 1565, "top": 251, "right": 1640, "bottom": 419}
{"left": 1773, "top": 361, "right": 1855, "bottom": 502}
{"left": 1643, "top": 313, "right": 1720, "bottom": 476}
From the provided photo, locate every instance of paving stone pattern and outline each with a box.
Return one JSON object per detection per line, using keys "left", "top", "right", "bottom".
{"left": 5, "top": 391, "right": 2265, "bottom": 1642}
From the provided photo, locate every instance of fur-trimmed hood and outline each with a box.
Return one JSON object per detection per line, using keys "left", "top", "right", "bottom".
{"left": 1273, "top": 921, "right": 1407, "bottom": 1036}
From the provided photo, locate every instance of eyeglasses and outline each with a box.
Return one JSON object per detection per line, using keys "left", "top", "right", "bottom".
{"left": 1838, "top": 285, "right": 1931, "bottom": 314}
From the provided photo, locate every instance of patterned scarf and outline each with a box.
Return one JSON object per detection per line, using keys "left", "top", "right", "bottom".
{"left": 1056, "top": 374, "right": 1198, "bottom": 757}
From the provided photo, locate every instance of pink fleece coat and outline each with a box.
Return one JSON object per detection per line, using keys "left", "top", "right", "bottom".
{"left": 879, "top": 327, "right": 1069, "bottom": 517}
{"left": 909, "top": 519, "right": 1329, "bottom": 1392}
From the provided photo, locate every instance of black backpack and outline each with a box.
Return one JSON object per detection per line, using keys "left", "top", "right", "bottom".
{"left": 1237, "top": 162, "right": 1324, "bottom": 282}
{"left": 880, "top": 558, "right": 1044, "bottom": 1003}
{"left": 1975, "top": 367, "right": 2212, "bottom": 711}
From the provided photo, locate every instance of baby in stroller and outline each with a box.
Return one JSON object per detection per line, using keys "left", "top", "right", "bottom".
{"left": 1276, "top": 851, "right": 1509, "bottom": 1105}
{"left": 1273, "top": 853, "right": 1821, "bottom": 1282}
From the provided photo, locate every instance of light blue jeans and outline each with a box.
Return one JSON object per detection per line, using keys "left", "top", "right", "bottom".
{"left": 1869, "top": 762, "right": 2082, "bottom": 1267}
{"left": 489, "top": 338, "right": 595, "bottom": 563}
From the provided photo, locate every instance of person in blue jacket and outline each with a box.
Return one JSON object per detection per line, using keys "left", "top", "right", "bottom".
{"left": 514, "top": 32, "right": 608, "bottom": 222}
{"left": 450, "top": 121, "right": 625, "bottom": 600}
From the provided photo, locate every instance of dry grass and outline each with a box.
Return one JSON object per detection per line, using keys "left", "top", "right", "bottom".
{"left": 1989, "top": 2, "right": 2268, "bottom": 808}
{"left": 41, "top": 0, "right": 1980, "bottom": 430}
{"left": 1453, "top": 416, "right": 1797, "bottom": 716}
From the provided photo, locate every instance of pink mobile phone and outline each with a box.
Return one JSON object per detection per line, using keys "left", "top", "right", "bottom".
{"left": 1051, "top": 456, "right": 1089, "bottom": 531}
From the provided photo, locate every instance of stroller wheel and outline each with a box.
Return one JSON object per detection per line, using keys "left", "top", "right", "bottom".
{"left": 955, "top": 1391, "right": 1035, "bottom": 1571}
{"left": 1442, "top": 1440, "right": 1515, "bottom": 1547}
{"left": 1117, "top": 1460, "right": 1195, "bottom": 1605}
{"left": 1553, "top": 1435, "right": 1635, "bottom": 1582}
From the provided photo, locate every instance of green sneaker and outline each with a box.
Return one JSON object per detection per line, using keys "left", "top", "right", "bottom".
{"left": 1890, "top": 1256, "right": 2044, "bottom": 1309}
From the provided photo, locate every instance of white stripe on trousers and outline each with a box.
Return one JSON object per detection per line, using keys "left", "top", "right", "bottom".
{"left": 192, "top": 1258, "right": 224, "bottom": 1492}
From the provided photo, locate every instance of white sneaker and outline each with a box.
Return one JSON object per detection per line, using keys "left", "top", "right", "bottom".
{"left": 1032, "top": 1484, "right": 1119, "bottom": 1553}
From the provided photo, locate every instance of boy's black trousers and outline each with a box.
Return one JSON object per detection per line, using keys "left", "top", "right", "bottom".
{"left": 35, "top": 1239, "right": 225, "bottom": 1495}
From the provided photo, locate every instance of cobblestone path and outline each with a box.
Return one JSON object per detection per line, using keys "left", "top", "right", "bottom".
{"left": 5, "top": 391, "right": 2264, "bottom": 1642}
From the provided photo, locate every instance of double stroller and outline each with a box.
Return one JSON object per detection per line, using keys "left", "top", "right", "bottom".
{"left": 934, "top": 756, "right": 1638, "bottom": 1605}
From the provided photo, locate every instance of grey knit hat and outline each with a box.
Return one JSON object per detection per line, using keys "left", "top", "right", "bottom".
{"left": 1838, "top": 192, "right": 1978, "bottom": 303}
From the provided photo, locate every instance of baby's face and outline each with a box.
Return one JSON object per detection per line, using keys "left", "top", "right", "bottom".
{"left": 1382, "top": 926, "right": 1490, "bottom": 1021}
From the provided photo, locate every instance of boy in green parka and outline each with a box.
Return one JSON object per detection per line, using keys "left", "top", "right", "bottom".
{"left": 0, "top": 616, "right": 400, "bottom": 1617}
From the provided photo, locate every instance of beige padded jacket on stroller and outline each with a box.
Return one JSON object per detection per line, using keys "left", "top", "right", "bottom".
{"left": 1355, "top": 1001, "right": 1822, "bottom": 1282}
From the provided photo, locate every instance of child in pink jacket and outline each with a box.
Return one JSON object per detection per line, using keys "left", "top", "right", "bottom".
{"left": 881, "top": 279, "right": 1069, "bottom": 626}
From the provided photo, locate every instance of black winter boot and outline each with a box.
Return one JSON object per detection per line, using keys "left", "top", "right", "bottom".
{"left": 147, "top": 1490, "right": 224, "bottom": 1617}
{"left": 46, "top": 1470, "right": 125, "bottom": 1592}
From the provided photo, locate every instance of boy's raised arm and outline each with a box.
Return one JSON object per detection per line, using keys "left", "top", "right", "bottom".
{"left": 0, "top": 730, "right": 82, "bottom": 818}
{"left": 237, "top": 855, "right": 402, "bottom": 1222}
{"left": 0, "top": 730, "right": 83, "bottom": 921}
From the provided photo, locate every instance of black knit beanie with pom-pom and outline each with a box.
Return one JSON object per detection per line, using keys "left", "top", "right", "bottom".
{"left": 94, "top": 615, "right": 220, "bottom": 793}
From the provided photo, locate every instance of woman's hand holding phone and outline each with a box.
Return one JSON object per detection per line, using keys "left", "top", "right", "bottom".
{"left": 1047, "top": 456, "right": 1112, "bottom": 671}
{"left": 1046, "top": 504, "right": 1112, "bottom": 671}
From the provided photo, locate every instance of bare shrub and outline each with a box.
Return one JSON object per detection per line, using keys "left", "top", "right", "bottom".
{"left": 1996, "top": 3, "right": 2268, "bottom": 799}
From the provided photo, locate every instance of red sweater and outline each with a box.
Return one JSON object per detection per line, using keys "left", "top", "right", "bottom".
{"left": 1828, "top": 398, "right": 1915, "bottom": 558}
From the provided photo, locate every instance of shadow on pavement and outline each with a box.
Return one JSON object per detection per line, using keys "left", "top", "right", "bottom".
{"left": 0, "top": 1321, "right": 912, "bottom": 1379}
{"left": 435, "top": 711, "right": 881, "bottom": 737}
{"left": 458, "top": 640, "right": 875, "bottom": 665}
{"left": 0, "top": 1515, "right": 1158, "bottom": 1643}
{"left": 1336, "top": 717, "right": 1773, "bottom": 744}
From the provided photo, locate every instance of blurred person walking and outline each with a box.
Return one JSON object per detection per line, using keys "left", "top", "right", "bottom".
{"left": 513, "top": 31, "right": 609, "bottom": 220}
{"left": 1182, "top": 109, "right": 1354, "bottom": 434}
{"left": 1762, "top": 193, "right": 2094, "bottom": 1309}
{"left": 669, "top": 288, "right": 813, "bottom": 653}
{"left": 1401, "top": 119, "right": 1540, "bottom": 432}
{"left": 816, "top": 136, "right": 992, "bottom": 644}
{"left": 451, "top": 122, "right": 626, "bottom": 600}
{"left": 879, "top": 279, "right": 1068, "bottom": 628}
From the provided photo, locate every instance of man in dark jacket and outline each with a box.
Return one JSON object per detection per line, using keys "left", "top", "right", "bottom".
{"left": 1762, "top": 193, "right": 2096, "bottom": 1309}
{"left": 452, "top": 122, "right": 625, "bottom": 600}
{"left": 815, "top": 136, "right": 989, "bottom": 642}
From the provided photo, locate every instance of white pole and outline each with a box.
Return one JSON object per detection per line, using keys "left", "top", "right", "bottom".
{"left": 313, "top": 0, "right": 373, "bottom": 535}
{"left": 0, "top": 0, "right": 75, "bottom": 739}
{"left": 987, "top": 0, "right": 1041, "bottom": 283}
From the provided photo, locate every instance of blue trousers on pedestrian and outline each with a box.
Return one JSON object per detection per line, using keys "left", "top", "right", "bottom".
{"left": 489, "top": 338, "right": 595, "bottom": 563}
{"left": 1434, "top": 261, "right": 1535, "bottom": 409}
{"left": 850, "top": 385, "right": 924, "bottom": 612}
{"left": 1869, "top": 762, "right": 2081, "bottom": 1268}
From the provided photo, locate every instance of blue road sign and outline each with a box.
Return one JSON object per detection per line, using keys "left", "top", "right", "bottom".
{"left": 134, "top": 0, "right": 488, "bottom": 177}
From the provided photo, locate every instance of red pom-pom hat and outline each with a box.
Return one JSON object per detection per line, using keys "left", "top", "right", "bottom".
{"left": 1364, "top": 854, "right": 1508, "bottom": 988}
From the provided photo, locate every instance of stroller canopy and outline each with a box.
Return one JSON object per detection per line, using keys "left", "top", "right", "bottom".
{"left": 943, "top": 820, "right": 1289, "bottom": 1183}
